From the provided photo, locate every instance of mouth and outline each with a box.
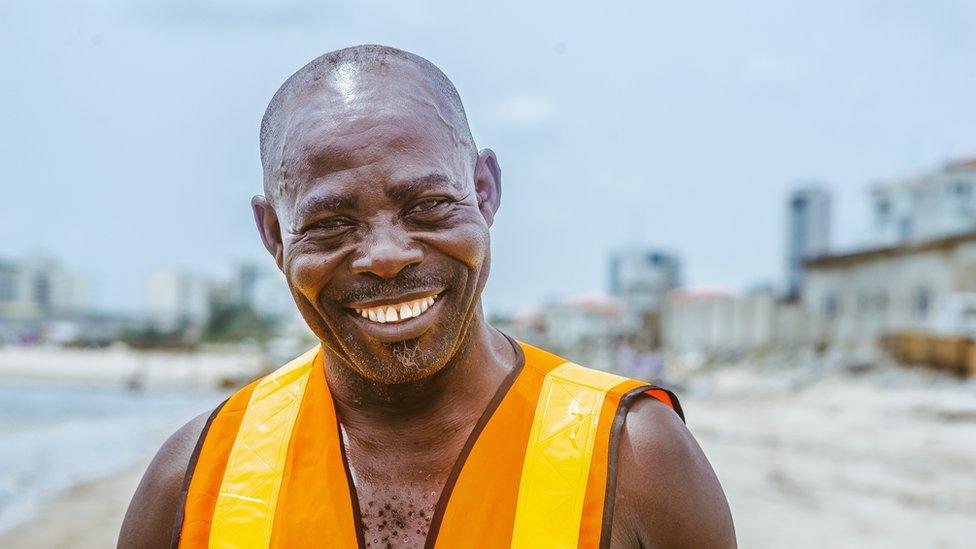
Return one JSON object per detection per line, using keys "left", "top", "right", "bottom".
{"left": 343, "top": 290, "right": 445, "bottom": 343}
{"left": 351, "top": 292, "right": 440, "bottom": 324}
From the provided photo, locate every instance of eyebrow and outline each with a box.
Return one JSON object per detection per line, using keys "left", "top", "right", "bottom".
{"left": 385, "top": 173, "right": 461, "bottom": 202}
{"left": 293, "top": 173, "right": 460, "bottom": 220}
{"left": 295, "top": 194, "right": 359, "bottom": 220}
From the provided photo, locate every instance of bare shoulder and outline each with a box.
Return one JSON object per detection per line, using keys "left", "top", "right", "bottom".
{"left": 610, "top": 397, "right": 736, "bottom": 549}
{"left": 117, "top": 409, "right": 212, "bottom": 549}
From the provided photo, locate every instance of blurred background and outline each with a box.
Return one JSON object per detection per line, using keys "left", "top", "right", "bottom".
{"left": 2, "top": 1, "right": 975, "bottom": 547}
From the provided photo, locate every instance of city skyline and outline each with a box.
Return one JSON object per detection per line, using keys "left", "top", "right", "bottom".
{"left": 4, "top": 1, "right": 976, "bottom": 315}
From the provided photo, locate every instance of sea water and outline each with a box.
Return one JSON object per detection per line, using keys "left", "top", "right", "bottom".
{"left": 0, "top": 381, "right": 224, "bottom": 532}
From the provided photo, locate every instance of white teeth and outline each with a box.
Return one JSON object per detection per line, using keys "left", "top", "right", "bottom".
{"left": 355, "top": 294, "right": 441, "bottom": 324}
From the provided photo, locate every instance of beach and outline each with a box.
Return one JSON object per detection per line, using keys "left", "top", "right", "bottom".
{"left": 1, "top": 360, "right": 974, "bottom": 548}
{"left": 682, "top": 363, "right": 976, "bottom": 548}
{"left": 0, "top": 464, "right": 145, "bottom": 548}
{"left": 0, "top": 378, "right": 224, "bottom": 547}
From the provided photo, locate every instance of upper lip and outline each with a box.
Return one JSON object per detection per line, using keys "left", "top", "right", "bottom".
{"left": 345, "top": 289, "right": 443, "bottom": 310}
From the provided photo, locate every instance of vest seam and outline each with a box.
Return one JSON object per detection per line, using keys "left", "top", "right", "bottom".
{"left": 169, "top": 398, "right": 228, "bottom": 549}
{"left": 421, "top": 331, "right": 526, "bottom": 549}
{"left": 598, "top": 386, "right": 657, "bottom": 549}
{"left": 335, "top": 397, "right": 368, "bottom": 549}
{"left": 598, "top": 385, "right": 685, "bottom": 548}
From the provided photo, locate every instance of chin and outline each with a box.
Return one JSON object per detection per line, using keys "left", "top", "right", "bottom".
{"left": 341, "top": 331, "right": 457, "bottom": 385}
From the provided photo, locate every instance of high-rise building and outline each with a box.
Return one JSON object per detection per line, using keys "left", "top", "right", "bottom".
{"left": 608, "top": 247, "right": 682, "bottom": 347}
{"left": 786, "top": 185, "right": 832, "bottom": 299}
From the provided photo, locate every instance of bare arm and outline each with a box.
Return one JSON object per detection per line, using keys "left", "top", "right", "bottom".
{"left": 117, "top": 411, "right": 211, "bottom": 549}
{"left": 611, "top": 398, "right": 736, "bottom": 548}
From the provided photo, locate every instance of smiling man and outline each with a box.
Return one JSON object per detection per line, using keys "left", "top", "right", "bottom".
{"left": 119, "top": 45, "right": 734, "bottom": 548}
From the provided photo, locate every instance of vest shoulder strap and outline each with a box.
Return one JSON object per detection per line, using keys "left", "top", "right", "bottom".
{"left": 510, "top": 360, "right": 683, "bottom": 548}
{"left": 206, "top": 346, "right": 320, "bottom": 548}
{"left": 510, "top": 362, "right": 630, "bottom": 548}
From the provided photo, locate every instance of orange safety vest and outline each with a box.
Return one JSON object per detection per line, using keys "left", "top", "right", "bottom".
{"left": 172, "top": 339, "right": 683, "bottom": 548}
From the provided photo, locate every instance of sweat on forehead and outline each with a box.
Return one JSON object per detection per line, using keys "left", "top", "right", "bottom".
{"left": 259, "top": 45, "right": 476, "bottom": 199}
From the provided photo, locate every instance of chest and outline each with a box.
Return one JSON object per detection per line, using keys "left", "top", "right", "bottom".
{"left": 354, "top": 480, "right": 441, "bottom": 548}
{"left": 341, "top": 419, "right": 466, "bottom": 547}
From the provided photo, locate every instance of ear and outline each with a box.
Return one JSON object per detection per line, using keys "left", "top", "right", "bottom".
{"left": 251, "top": 195, "right": 284, "bottom": 270}
{"left": 474, "top": 148, "right": 502, "bottom": 227}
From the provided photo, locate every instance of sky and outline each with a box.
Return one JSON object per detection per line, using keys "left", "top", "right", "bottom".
{"left": 3, "top": 0, "right": 976, "bottom": 315}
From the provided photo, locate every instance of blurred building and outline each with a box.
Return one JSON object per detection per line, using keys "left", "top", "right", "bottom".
{"left": 662, "top": 285, "right": 821, "bottom": 355}
{"left": 786, "top": 185, "right": 832, "bottom": 299}
{"left": 543, "top": 293, "right": 623, "bottom": 370}
{"left": 492, "top": 293, "right": 623, "bottom": 371}
{"left": 870, "top": 157, "right": 976, "bottom": 246}
{"left": 804, "top": 230, "right": 976, "bottom": 349}
{"left": 0, "top": 256, "right": 90, "bottom": 320}
{"left": 804, "top": 155, "right": 976, "bottom": 350}
{"left": 247, "top": 265, "right": 309, "bottom": 336}
{"left": 146, "top": 268, "right": 211, "bottom": 330}
{"left": 608, "top": 247, "right": 681, "bottom": 348}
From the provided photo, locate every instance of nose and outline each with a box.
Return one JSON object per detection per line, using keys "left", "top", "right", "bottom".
{"left": 350, "top": 223, "right": 423, "bottom": 279}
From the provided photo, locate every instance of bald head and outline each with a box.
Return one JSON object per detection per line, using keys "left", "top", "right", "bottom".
{"left": 259, "top": 45, "right": 476, "bottom": 201}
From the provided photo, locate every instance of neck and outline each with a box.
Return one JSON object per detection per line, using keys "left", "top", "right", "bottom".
{"left": 323, "top": 310, "right": 518, "bottom": 453}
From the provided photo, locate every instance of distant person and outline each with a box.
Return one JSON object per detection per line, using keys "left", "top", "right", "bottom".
{"left": 119, "top": 45, "right": 734, "bottom": 548}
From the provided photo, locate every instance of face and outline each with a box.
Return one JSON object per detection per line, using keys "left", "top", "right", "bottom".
{"left": 254, "top": 69, "right": 500, "bottom": 385}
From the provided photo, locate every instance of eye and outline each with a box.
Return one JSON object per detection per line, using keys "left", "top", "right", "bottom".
{"left": 409, "top": 198, "right": 447, "bottom": 214}
{"left": 308, "top": 216, "right": 354, "bottom": 233}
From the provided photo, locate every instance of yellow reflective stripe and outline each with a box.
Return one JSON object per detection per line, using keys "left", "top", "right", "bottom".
{"left": 209, "top": 346, "right": 320, "bottom": 548}
{"left": 511, "top": 362, "right": 628, "bottom": 548}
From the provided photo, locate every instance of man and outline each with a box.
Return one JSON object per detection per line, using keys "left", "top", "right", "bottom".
{"left": 119, "top": 45, "right": 735, "bottom": 548}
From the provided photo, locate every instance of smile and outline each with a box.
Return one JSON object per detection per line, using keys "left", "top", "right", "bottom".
{"left": 352, "top": 293, "right": 439, "bottom": 324}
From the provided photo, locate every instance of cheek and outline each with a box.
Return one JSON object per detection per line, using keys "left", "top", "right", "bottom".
{"left": 434, "top": 223, "right": 490, "bottom": 271}
{"left": 285, "top": 247, "right": 343, "bottom": 301}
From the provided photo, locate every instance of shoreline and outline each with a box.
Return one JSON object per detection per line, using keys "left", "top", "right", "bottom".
{"left": 0, "top": 346, "right": 268, "bottom": 391}
{"left": 0, "top": 463, "right": 146, "bottom": 549}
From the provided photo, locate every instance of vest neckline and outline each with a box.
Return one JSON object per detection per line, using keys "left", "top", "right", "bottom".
{"left": 332, "top": 332, "right": 527, "bottom": 549}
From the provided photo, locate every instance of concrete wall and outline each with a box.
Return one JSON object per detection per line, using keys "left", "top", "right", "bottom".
{"left": 804, "top": 240, "right": 976, "bottom": 348}
{"left": 662, "top": 291, "right": 822, "bottom": 354}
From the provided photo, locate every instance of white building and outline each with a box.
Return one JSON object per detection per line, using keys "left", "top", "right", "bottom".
{"left": 803, "top": 231, "right": 976, "bottom": 350}
{"left": 871, "top": 157, "right": 976, "bottom": 246}
{"left": 146, "top": 268, "right": 211, "bottom": 330}
{"left": 662, "top": 285, "right": 820, "bottom": 355}
{"left": 786, "top": 186, "right": 831, "bottom": 298}
{"left": 0, "top": 256, "right": 90, "bottom": 320}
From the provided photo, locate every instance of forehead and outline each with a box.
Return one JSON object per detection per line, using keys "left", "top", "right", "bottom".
{"left": 275, "top": 81, "right": 469, "bottom": 200}
{"left": 275, "top": 102, "right": 469, "bottom": 217}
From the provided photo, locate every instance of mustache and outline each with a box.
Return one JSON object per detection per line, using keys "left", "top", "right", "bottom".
{"left": 330, "top": 269, "right": 455, "bottom": 306}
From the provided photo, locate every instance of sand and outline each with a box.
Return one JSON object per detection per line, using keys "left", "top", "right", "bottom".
{"left": 682, "top": 363, "right": 976, "bottom": 548}
{"left": 2, "top": 364, "right": 973, "bottom": 548}
{"left": 0, "top": 465, "right": 145, "bottom": 549}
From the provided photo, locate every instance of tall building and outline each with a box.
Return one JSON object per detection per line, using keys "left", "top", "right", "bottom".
{"left": 786, "top": 185, "right": 832, "bottom": 299}
{"left": 871, "top": 157, "right": 976, "bottom": 246}
{"left": 608, "top": 247, "right": 682, "bottom": 347}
